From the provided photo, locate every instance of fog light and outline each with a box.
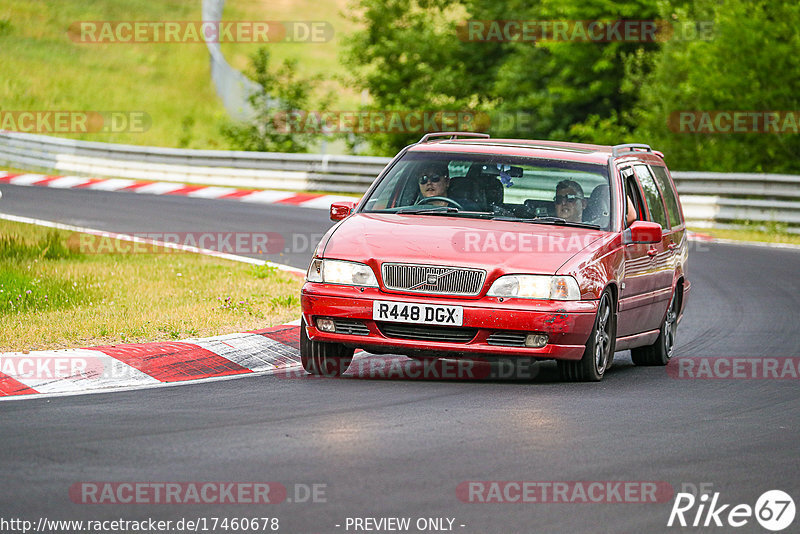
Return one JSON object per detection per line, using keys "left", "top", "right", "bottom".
{"left": 525, "top": 334, "right": 548, "bottom": 348}
{"left": 316, "top": 318, "right": 336, "bottom": 333}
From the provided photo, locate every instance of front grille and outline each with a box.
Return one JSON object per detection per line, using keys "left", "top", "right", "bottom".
{"left": 332, "top": 319, "right": 370, "bottom": 336}
{"left": 381, "top": 263, "right": 486, "bottom": 296}
{"left": 377, "top": 322, "right": 478, "bottom": 343}
{"left": 487, "top": 331, "right": 528, "bottom": 347}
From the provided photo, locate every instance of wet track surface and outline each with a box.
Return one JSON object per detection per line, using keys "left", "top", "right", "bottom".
{"left": 1, "top": 184, "right": 799, "bottom": 533}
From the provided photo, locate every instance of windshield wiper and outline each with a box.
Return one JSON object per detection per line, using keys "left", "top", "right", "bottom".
{"left": 395, "top": 206, "right": 460, "bottom": 215}
{"left": 393, "top": 208, "right": 496, "bottom": 219}
{"left": 491, "top": 215, "right": 601, "bottom": 229}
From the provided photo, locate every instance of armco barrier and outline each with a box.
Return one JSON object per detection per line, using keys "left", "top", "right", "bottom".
{"left": 1, "top": 131, "right": 799, "bottom": 227}
{"left": 0, "top": 131, "right": 388, "bottom": 194}
{"left": 670, "top": 172, "right": 800, "bottom": 228}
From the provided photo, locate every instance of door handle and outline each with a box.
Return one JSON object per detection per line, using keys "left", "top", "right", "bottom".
{"left": 647, "top": 247, "right": 658, "bottom": 257}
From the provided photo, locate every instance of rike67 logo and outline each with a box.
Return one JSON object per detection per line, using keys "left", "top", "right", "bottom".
{"left": 668, "top": 489, "right": 795, "bottom": 531}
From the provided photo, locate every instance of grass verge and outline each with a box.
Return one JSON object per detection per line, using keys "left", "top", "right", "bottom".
{"left": 0, "top": 219, "right": 303, "bottom": 352}
{"left": 0, "top": 0, "right": 357, "bottom": 148}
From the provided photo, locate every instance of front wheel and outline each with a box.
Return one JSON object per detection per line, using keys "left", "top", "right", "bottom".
{"left": 631, "top": 289, "right": 678, "bottom": 366}
{"left": 300, "top": 319, "right": 354, "bottom": 376}
{"left": 558, "top": 290, "right": 616, "bottom": 382}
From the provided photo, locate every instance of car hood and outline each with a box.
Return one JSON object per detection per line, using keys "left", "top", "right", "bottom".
{"left": 322, "top": 213, "right": 608, "bottom": 275}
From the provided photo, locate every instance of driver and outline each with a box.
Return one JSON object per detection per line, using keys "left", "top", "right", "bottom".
{"left": 417, "top": 161, "right": 450, "bottom": 206}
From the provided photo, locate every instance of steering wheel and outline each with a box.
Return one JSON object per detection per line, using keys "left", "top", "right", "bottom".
{"left": 415, "top": 196, "right": 464, "bottom": 210}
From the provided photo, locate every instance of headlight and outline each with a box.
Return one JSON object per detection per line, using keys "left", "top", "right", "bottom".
{"left": 306, "top": 258, "right": 378, "bottom": 287}
{"left": 487, "top": 275, "right": 581, "bottom": 300}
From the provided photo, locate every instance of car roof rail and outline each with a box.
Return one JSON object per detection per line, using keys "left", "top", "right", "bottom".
{"left": 611, "top": 143, "right": 654, "bottom": 157}
{"left": 418, "top": 132, "right": 491, "bottom": 144}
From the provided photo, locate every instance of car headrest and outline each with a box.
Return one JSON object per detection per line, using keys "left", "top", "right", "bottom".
{"left": 584, "top": 184, "right": 611, "bottom": 222}
{"left": 484, "top": 176, "right": 504, "bottom": 206}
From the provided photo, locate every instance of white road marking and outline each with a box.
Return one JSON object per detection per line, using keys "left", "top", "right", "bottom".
{"left": 0, "top": 213, "right": 306, "bottom": 273}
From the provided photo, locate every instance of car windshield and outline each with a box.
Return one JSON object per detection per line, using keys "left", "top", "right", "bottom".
{"left": 361, "top": 152, "right": 613, "bottom": 229}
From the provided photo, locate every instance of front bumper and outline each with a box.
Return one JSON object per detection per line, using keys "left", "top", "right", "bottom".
{"left": 301, "top": 283, "right": 599, "bottom": 361}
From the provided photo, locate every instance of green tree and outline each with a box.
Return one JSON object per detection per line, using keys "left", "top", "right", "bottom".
{"left": 343, "top": 0, "right": 506, "bottom": 154}
{"left": 486, "top": 0, "right": 662, "bottom": 142}
{"left": 634, "top": 0, "right": 800, "bottom": 172}
{"left": 346, "top": 0, "right": 664, "bottom": 154}
{"left": 221, "top": 48, "right": 330, "bottom": 153}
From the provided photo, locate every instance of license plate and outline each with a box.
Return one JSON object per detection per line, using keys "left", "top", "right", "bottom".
{"left": 372, "top": 301, "right": 463, "bottom": 326}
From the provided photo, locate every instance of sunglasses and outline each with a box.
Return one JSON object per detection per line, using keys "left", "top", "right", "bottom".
{"left": 419, "top": 174, "right": 445, "bottom": 185}
{"left": 554, "top": 194, "right": 583, "bottom": 204}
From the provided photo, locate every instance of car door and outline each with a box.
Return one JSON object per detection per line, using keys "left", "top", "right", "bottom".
{"left": 616, "top": 166, "right": 660, "bottom": 338}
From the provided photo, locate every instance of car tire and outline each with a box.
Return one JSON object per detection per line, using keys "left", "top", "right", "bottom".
{"left": 558, "top": 290, "right": 616, "bottom": 382}
{"left": 300, "top": 319, "right": 354, "bottom": 377}
{"left": 631, "top": 289, "right": 678, "bottom": 366}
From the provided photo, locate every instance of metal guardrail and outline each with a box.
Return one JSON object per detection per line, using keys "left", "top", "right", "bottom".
{"left": 1, "top": 131, "right": 799, "bottom": 226}
{"left": 0, "top": 131, "right": 389, "bottom": 194}
{"left": 670, "top": 172, "right": 800, "bottom": 228}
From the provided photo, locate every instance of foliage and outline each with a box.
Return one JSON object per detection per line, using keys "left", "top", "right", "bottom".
{"left": 345, "top": 0, "right": 800, "bottom": 173}
{"left": 221, "top": 48, "right": 332, "bottom": 153}
{"left": 345, "top": 0, "right": 663, "bottom": 154}
{"left": 633, "top": 0, "right": 800, "bottom": 172}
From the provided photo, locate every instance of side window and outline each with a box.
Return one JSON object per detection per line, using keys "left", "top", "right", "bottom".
{"left": 634, "top": 165, "right": 669, "bottom": 229}
{"left": 363, "top": 163, "right": 407, "bottom": 210}
{"left": 650, "top": 166, "right": 683, "bottom": 228}
{"left": 621, "top": 167, "right": 644, "bottom": 227}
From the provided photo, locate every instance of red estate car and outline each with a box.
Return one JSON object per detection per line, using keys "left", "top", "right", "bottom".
{"left": 300, "top": 132, "right": 690, "bottom": 381}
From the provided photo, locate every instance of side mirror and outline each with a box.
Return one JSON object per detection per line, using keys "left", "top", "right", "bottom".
{"left": 330, "top": 201, "right": 356, "bottom": 221}
{"left": 625, "top": 220, "right": 662, "bottom": 244}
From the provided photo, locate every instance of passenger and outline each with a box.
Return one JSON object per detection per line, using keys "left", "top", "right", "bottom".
{"left": 554, "top": 179, "right": 587, "bottom": 222}
{"left": 626, "top": 195, "right": 638, "bottom": 226}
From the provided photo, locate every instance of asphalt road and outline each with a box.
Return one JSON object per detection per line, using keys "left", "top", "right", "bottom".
{"left": 1, "top": 184, "right": 799, "bottom": 534}
{"left": 0, "top": 184, "right": 335, "bottom": 269}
